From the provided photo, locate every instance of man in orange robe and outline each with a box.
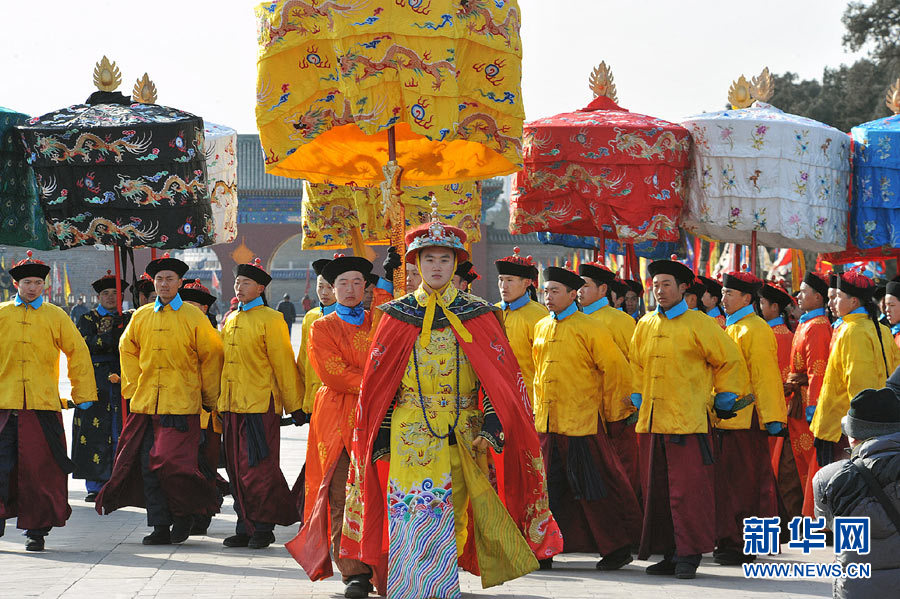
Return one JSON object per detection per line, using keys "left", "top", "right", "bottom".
{"left": 289, "top": 254, "right": 394, "bottom": 598}
{"left": 786, "top": 272, "right": 832, "bottom": 517}
{"left": 758, "top": 281, "right": 803, "bottom": 524}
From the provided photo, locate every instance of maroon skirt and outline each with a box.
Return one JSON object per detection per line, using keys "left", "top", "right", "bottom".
{"left": 638, "top": 432, "right": 716, "bottom": 559}
{"left": 95, "top": 413, "right": 218, "bottom": 518}
{"left": 606, "top": 418, "right": 642, "bottom": 502}
{"left": 539, "top": 431, "right": 642, "bottom": 555}
{"left": 0, "top": 410, "right": 71, "bottom": 530}
{"left": 222, "top": 405, "right": 299, "bottom": 533}
{"left": 714, "top": 424, "right": 779, "bottom": 549}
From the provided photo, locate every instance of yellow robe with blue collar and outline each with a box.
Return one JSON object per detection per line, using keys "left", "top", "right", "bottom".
{"left": 495, "top": 298, "right": 547, "bottom": 410}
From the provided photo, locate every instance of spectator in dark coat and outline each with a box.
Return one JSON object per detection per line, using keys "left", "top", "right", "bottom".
{"left": 276, "top": 294, "right": 296, "bottom": 333}
{"left": 814, "top": 385, "right": 900, "bottom": 599}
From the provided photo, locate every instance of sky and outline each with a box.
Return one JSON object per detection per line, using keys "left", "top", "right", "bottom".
{"left": 2, "top": 0, "right": 867, "bottom": 132}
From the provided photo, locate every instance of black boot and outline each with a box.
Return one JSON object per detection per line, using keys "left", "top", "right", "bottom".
{"left": 25, "top": 534, "right": 45, "bottom": 552}
{"left": 142, "top": 526, "right": 171, "bottom": 545}
{"left": 344, "top": 575, "right": 373, "bottom": 598}
{"left": 675, "top": 562, "right": 698, "bottom": 579}
{"left": 223, "top": 533, "right": 250, "bottom": 548}
{"left": 645, "top": 557, "right": 676, "bottom": 575}
{"left": 713, "top": 548, "right": 754, "bottom": 565}
{"left": 538, "top": 557, "right": 553, "bottom": 570}
{"left": 0, "top": 518, "right": 5, "bottom": 538}
{"left": 248, "top": 531, "right": 276, "bottom": 549}
{"left": 596, "top": 545, "right": 633, "bottom": 571}
{"left": 170, "top": 516, "right": 192, "bottom": 544}
{"left": 191, "top": 515, "right": 211, "bottom": 536}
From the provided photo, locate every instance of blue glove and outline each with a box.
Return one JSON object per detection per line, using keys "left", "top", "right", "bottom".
{"left": 77, "top": 401, "right": 94, "bottom": 410}
{"left": 765, "top": 421, "right": 786, "bottom": 436}
{"left": 805, "top": 405, "right": 816, "bottom": 423}
{"left": 714, "top": 392, "right": 737, "bottom": 412}
{"left": 630, "top": 393, "right": 642, "bottom": 409}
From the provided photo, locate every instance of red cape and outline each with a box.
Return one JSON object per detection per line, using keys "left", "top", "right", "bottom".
{"left": 339, "top": 309, "right": 562, "bottom": 580}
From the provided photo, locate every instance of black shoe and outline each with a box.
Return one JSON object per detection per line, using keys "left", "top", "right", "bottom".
{"left": 675, "top": 562, "right": 697, "bottom": 579}
{"left": 713, "top": 549, "right": 753, "bottom": 565}
{"left": 142, "top": 526, "right": 171, "bottom": 545}
{"left": 247, "top": 531, "right": 276, "bottom": 549}
{"left": 170, "top": 517, "right": 191, "bottom": 544}
{"left": 538, "top": 557, "right": 553, "bottom": 570}
{"left": 223, "top": 533, "right": 250, "bottom": 548}
{"left": 344, "top": 576, "right": 372, "bottom": 599}
{"left": 645, "top": 558, "right": 676, "bottom": 575}
{"left": 190, "top": 515, "right": 211, "bottom": 536}
{"left": 25, "top": 536, "right": 45, "bottom": 552}
{"left": 596, "top": 546, "right": 633, "bottom": 571}
{"left": 84, "top": 493, "right": 98, "bottom": 503}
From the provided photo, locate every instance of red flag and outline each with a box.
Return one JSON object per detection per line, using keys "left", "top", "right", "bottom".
{"left": 211, "top": 271, "right": 220, "bottom": 291}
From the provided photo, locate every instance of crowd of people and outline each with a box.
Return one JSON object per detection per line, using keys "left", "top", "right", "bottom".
{"left": 1, "top": 208, "right": 899, "bottom": 599}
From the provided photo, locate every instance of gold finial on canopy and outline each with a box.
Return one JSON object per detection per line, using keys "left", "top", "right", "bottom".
{"left": 750, "top": 67, "right": 774, "bottom": 103}
{"left": 93, "top": 56, "right": 122, "bottom": 92}
{"left": 728, "top": 75, "right": 753, "bottom": 109}
{"left": 886, "top": 78, "right": 900, "bottom": 115}
{"left": 589, "top": 62, "right": 618, "bottom": 103}
{"left": 132, "top": 73, "right": 158, "bottom": 104}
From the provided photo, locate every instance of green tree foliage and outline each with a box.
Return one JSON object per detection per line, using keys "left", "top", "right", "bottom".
{"left": 769, "top": 1, "right": 900, "bottom": 132}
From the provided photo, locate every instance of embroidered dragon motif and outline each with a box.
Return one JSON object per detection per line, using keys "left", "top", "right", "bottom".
{"left": 286, "top": 98, "right": 382, "bottom": 141}
{"left": 261, "top": 0, "right": 360, "bottom": 47}
{"left": 609, "top": 128, "right": 690, "bottom": 160}
{"left": 49, "top": 215, "right": 158, "bottom": 247}
{"left": 338, "top": 45, "right": 457, "bottom": 91}
{"left": 116, "top": 174, "right": 207, "bottom": 207}
{"left": 527, "top": 162, "right": 628, "bottom": 195}
{"left": 456, "top": 0, "right": 521, "bottom": 48}
{"left": 34, "top": 132, "right": 152, "bottom": 163}
{"left": 456, "top": 112, "right": 522, "bottom": 154}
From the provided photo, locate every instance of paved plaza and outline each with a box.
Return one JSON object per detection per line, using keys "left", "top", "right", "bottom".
{"left": 1, "top": 331, "right": 836, "bottom": 598}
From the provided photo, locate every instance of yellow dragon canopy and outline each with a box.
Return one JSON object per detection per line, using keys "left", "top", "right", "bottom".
{"left": 302, "top": 180, "right": 481, "bottom": 249}
{"left": 255, "top": 0, "right": 524, "bottom": 186}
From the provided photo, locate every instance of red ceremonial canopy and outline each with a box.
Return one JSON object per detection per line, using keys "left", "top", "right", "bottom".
{"left": 509, "top": 63, "right": 690, "bottom": 244}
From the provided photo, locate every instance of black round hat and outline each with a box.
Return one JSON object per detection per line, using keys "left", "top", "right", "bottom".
{"left": 234, "top": 258, "right": 272, "bottom": 286}
{"left": 543, "top": 266, "right": 585, "bottom": 291}
{"left": 647, "top": 259, "right": 694, "bottom": 286}
{"left": 322, "top": 256, "right": 373, "bottom": 286}
{"left": 146, "top": 253, "right": 189, "bottom": 279}
{"left": 578, "top": 262, "right": 616, "bottom": 286}
{"left": 92, "top": 270, "right": 130, "bottom": 293}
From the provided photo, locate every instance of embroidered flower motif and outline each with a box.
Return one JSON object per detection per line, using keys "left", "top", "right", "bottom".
{"left": 324, "top": 355, "right": 347, "bottom": 374}
{"left": 717, "top": 125, "right": 735, "bottom": 150}
{"left": 750, "top": 124, "right": 768, "bottom": 150}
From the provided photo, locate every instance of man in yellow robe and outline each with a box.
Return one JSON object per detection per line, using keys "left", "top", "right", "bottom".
{"left": 630, "top": 258, "right": 749, "bottom": 579}
{"left": 494, "top": 247, "right": 545, "bottom": 410}
{"left": 96, "top": 254, "right": 224, "bottom": 545}
{"left": 219, "top": 258, "right": 304, "bottom": 548}
{"left": 0, "top": 252, "right": 96, "bottom": 551}
{"left": 577, "top": 261, "right": 641, "bottom": 500}
{"left": 811, "top": 270, "right": 900, "bottom": 466}
{"left": 713, "top": 269, "right": 787, "bottom": 566}
{"left": 533, "top": 265, "right": 641, "bottom": 571}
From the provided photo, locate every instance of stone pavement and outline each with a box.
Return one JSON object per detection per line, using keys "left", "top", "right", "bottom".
{"left": 0, "top": 331, "right": 836, "bottom": 598}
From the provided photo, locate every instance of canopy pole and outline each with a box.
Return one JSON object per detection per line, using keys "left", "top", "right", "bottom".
{"left": 750, "top": 231, "right": 758, "bottom": 277}
{"left": 733, "top": 243, "right": 742, "bottom": 272}
{"left": 113, "top": 245, "right": 123, "bottom": 314}
{"left": 151, "top": 248, "right": 157, "bottom": 261}
{"left": 385, "top": 126, "right": 406, "bottom": 297}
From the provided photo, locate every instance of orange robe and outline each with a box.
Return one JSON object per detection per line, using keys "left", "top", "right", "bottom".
{"left": 788, "top": 312, "right": 831, "bottom": 517}
{"left": 304, "top": 311, "right": 374, "bottom": 525}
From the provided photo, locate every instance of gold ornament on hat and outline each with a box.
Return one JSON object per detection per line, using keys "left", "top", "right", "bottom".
{"left": 132, "top": 73, "right": 158, "bottom": 104}
{"left": 750, "top": 67, "right": 774, "bottom": 103}
{"left": 93, "top": 56, "right": 122, "bottom": 92}
{"left": 589, "top": 61, "right": 618, "bottom": 102}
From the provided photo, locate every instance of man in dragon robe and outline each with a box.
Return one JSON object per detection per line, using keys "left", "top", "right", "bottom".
{"left": 72, "top": 271, "right": 132, "bottom": 502}
{"left": 286, "top": 253, "right": 395, "bottom": 598}
{"left": 335, "top": 213, "right": 562, "bottom": 599}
